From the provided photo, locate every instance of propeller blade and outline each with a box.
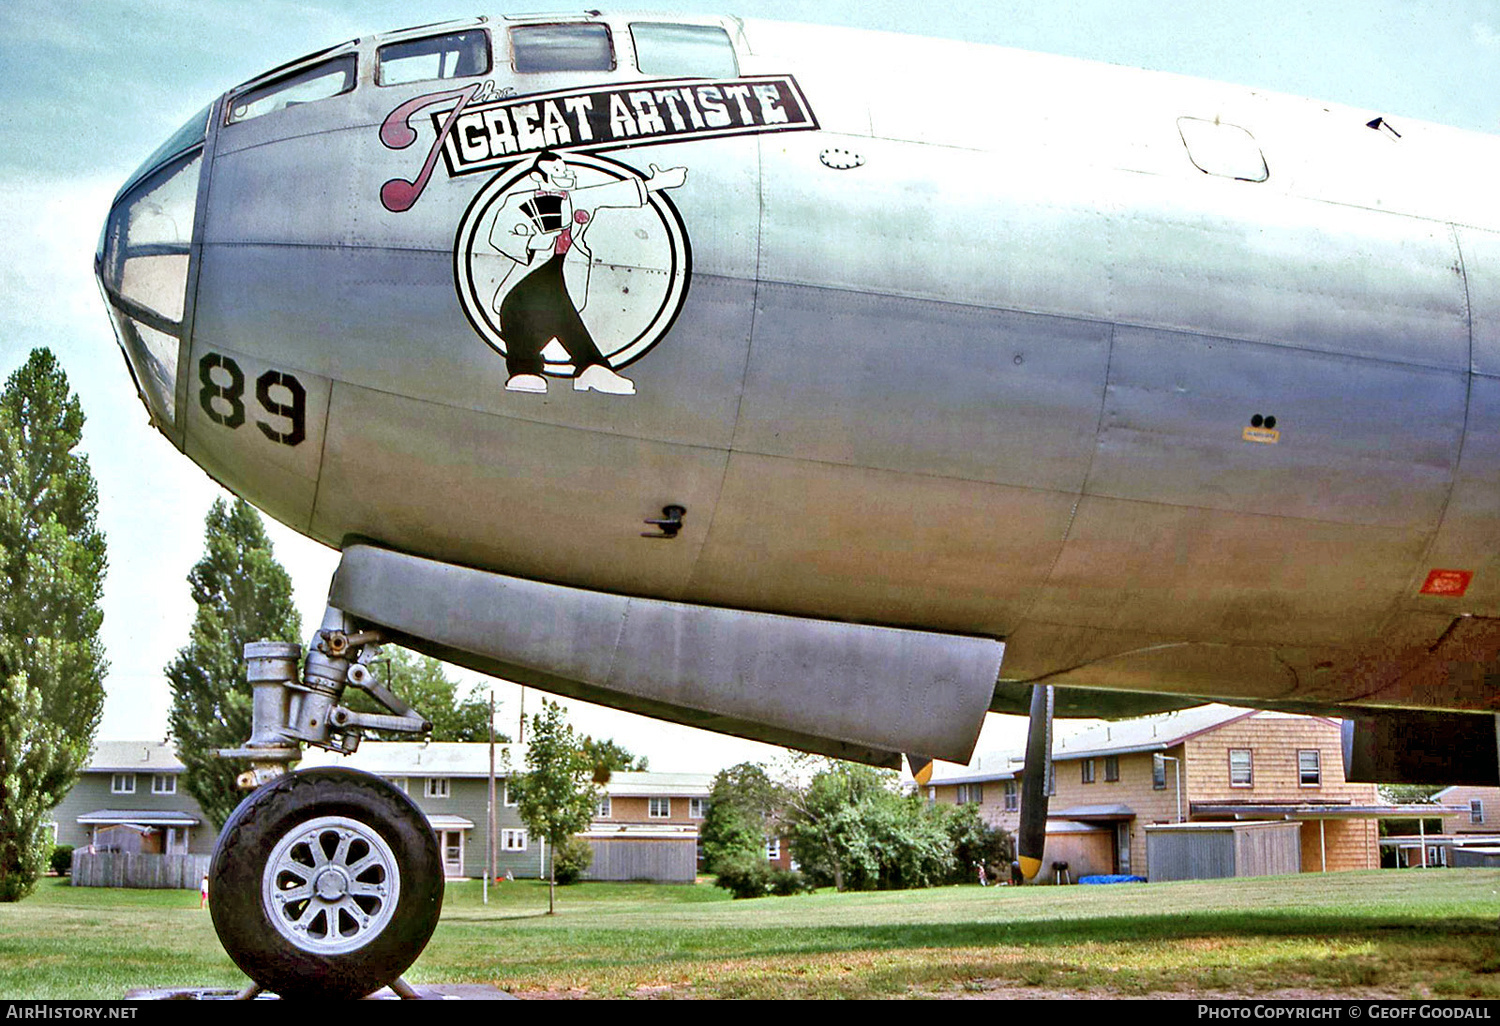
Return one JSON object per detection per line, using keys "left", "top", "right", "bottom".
{"left": 1017, "top": 684, "right": 1053, "bottom": 881}
{"left": 907, "top": 753, "right": 935, "bottom": 787}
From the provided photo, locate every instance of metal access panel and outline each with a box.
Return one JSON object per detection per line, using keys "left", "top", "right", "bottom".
{"left": 329, "top": 543, "right": 1003, "bottom": 767}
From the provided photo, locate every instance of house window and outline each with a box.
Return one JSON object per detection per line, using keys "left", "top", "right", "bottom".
{"left": 151, "top": 774, "right": 176, "bottom": 795}
{"left": 390, "top": 777, "right": 409, "bottom": 793}
{"left": 1082, "top": 759, "right": 1095, "bottom": 785}
{"left": 1152, "top": 755, "right": 1167, "bottom": 791}
{"left": 111, "top": 773, "right": 136, "bottom": 795}
{"left": 1473, "top": 799, "right": 1485, "bottom": 825}
{"left": 1104, "top": 756, "right": 1119, "bottom": 782}
{"left": 1298, "top": 750, "right": 1321, "bottom": 787}
{"left": 596, "top": 795, "right": 612, "bottom": 818}
{"left": 956, "top": 783, "right": 984, "bottom": 805}
{"left": 766, "top": 837, "right": 780, "bottom": 860}
{"left": 1003, "top": 780, "right": 1018, "bottom": 812}
{"left": 649, "top": 797, "right": 671, "bottom": 818}
{"left": 503, "top": 779, "right": 517, "bottom": 806}
{"left": 501, "top": 829, "right": 528, "bottom": 852}
{"left": 425, "top": 777, "right": 450, "bottom": 799}
{"left": 689, "top": 798, "right": 707, "bottom": 819}
{"left": 1229, "top": 749, "right": 1253, "bottom": 787}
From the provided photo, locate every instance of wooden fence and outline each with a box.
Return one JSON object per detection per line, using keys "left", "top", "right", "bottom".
{"left": 583, "top": 838, "right": 697, "bottom": 883}
{"left": 71, "top": 852, "right": 211, "bottom": 889}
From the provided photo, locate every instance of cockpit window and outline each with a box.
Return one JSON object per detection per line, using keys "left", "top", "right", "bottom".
{"left": 97, "top": 147, "right": 204, "bottom": 426}
{"left": 510, "top": 24, "right": 614, "bottom": 73}
{"left": 378, "top": 30, "right": 491, "bottom": 86}
{"left": 226, "top": 54, "right": 357, "bottom": 125}
{"left": 630, "top": 23, "right": 737, "bottom": 78}
{"left": 114, "top": 105, "right": 210, "bottom": 205}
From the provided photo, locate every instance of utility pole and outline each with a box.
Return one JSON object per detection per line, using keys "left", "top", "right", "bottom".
{"left": 485, "top": 689, "right": 495, "bottom": 904}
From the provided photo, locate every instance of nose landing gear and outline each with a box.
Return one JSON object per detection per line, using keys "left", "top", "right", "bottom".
{"left": 209, "top": 606, "right": 441, "bottom": 998}
{"left": 210, "top": 768, "right": 443, "bottom": 1000}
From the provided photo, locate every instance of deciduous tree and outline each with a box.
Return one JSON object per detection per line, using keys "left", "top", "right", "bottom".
{"left": 0, "top": 349, "right": 107, "bottom": 901}
{"left": 580, "top": 734, "right": 647, "bottom": 778}
{"left": 512, "top": 700, "right": 597, "bottom": 913}
{"left": 167, "top": 498, "right": 300, "bottom": 829}
{"left": 1378, "top": 784, "right": 1443, "bottom": 806}
{"left": 785, "top": 761, "right": 955, "bottom": 891}
{"left": 699, "top": 762, "right": 783, "bottom": 875}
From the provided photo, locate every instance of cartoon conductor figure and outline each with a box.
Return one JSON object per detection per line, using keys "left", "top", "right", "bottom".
{"left": 488, "top": 150, "right": 688, "bottom": 395}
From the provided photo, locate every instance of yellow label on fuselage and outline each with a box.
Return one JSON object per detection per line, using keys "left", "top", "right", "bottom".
{"left": 1242, "top": 427, "right": 1280, "bottom": 444}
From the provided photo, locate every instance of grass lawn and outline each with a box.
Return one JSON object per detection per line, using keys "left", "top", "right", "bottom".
{"left": 2, "top": 869, "right": 1498, "bottom": 999}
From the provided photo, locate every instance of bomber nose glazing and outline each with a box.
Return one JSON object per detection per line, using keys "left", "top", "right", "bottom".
{"left": 95, "top": 105, "right": 210, "bottom": 433}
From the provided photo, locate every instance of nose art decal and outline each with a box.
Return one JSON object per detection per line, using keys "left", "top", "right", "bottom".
{"left": 380, "top": 75, "right": 817, "bottom": 395}
{"left": 453, "top": 152, "right": 690, "bottom": 396}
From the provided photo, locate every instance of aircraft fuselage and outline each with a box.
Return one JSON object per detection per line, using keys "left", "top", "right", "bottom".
{"left": 98, "top": 15, "right": 1500, "bottom": 721}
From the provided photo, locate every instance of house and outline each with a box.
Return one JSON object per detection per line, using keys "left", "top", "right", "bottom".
{"left": 48, "top": 741, "right": 214, "bottom": 857}
{"left": 583, "top": 771, "right": 713, "bottom": 881}
{"left": 53, "top": 741, "right": 541, "bottom": 879}
{"left": 1376, "top": 785, "right": 1500, "bottom": 869}
{"left": 1434, "top": 785, "right": 1500, "bottom": 838}
{"left": 53, "top": 740, "right": 713, "bottom": 883}
{"left": 298, "top": 741, "right": 541, "bottom": 880}
{"left": 928, "top": 706, "right": 1386, "bottom": 881}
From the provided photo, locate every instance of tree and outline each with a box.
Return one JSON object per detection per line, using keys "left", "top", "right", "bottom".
{"left": 785, "top": 761, "right": 955, "bottom": 892}
{"left": 0, "top": 349, "right": 108, "bottom": 901}
{"left": 167, "top": 498, "right": 301, "bottom": 829}
{"left": 512, "top": 700, "right": 597, "bottom": 913}
{"left": 1379, "top": 784, "right": 1443, "bottom": 806}
{"left": 700, "top": 762, "right": 783, "bottom": 875}
{"left": 937, "top": 802, "right": 1013, "bottom": 885}
{"left": 349, "top": 648, "right": 506, "bottom": 743}
{"left": 580, "top": 734, "right": 647, "bottom": 780}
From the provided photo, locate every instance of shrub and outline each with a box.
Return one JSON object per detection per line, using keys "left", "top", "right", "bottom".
{"left": 769, "top": 867, "right": 808, "bottom": 896}
{"left": 939, "top": 804, "right": 1013, "bottom": 885}
{"left": 714, "top": 853, "right": 774, "bottom": 898}
{"left": 551, "top": 834, "right": 594, "bottom": 885}
{"left": 49, "top": 846, "right": 73, "bottom": 876}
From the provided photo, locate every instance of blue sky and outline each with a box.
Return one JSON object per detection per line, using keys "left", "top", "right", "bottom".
{"left": 2, "top": 1, "right": 1498, "bottom": 772}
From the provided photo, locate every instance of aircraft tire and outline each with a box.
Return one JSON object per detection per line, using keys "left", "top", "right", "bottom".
{"left": 208, "top": 767, "right": 444, "bottom": 999}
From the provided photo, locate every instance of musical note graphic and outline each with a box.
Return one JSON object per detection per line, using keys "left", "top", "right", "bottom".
{"left": 379, "top": 83, "right": 482, "bottom": 212}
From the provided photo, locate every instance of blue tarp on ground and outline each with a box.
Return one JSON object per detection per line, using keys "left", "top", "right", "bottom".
{"left": 1078, "top": 874, "right": 1147, "bottom": 884}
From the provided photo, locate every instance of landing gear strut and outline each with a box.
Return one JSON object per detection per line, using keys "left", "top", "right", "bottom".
{"left": 210, "top": 606, "right": 440, "bottom": 998}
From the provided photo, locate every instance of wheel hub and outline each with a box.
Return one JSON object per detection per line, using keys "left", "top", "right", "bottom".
{"left": 261, "top": 815, "right": 401, "bottom": 955}
{"left": 315, "top": 867, "right": 350, "bottom": 900}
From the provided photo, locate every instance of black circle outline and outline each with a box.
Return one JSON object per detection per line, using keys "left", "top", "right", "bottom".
{"left": 452, "top": 152, "right": 693, "bottom": 375}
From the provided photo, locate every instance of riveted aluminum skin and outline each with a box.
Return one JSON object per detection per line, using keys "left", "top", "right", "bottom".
{"left": 102, "top": 13, "right": 1500, "bottom": 755}
{"left": 330, "top": 543, "right": 1003, "bottom": 766}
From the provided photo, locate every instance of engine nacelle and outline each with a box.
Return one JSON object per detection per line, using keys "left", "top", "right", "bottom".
{"left": 1341, "top": 711, "right": 1499, "bottom": 785}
